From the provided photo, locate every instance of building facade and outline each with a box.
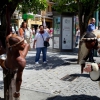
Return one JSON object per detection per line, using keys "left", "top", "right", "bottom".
{"left": 11, "top": 0, "right": 53, "bottom": 32}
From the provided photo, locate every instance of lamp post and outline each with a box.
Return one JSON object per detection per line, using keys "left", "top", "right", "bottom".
{"left": 95, "top": 10, "right": 99, "bottom": 28}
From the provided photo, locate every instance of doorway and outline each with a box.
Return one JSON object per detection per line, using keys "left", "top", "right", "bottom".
{"left": 31, "top": 24, "right": 38, "bottom": 33}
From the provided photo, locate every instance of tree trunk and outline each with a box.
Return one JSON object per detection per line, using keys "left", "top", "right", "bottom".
{"left": 0, "top": 1, "right": 21, "bottom": 38}
{"left": 0, "top": 6, "right": 7, "bottom": 49}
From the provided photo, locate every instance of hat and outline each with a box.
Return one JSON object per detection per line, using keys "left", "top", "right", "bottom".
{"left": 82, "top": 32, "right": 97, "bottom": 41}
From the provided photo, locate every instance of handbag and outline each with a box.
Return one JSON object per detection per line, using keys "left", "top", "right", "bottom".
{"left": 44, "top": 41, "right": 50, "bottom": 47}
{"left": 41, "top": 34, "right": 50, "bottom": 47}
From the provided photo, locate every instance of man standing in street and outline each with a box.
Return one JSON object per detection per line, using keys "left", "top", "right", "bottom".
{"left": 33, "top": 25, "right": 50, "bottom": 64}
{"left": 87, "top": 18, "right": 96, "bottom": 62}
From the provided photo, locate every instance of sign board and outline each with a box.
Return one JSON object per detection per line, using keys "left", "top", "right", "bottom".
{"left": 22, "top": 14, "right": 34, "bottom": 20}
{"left": 54, "top": 17, "right": 61, "bottom": 34}
{"left": 54, "top": 37, "right": 59, "bottom": 48}
{"left": 62, "top": 17, "right": 72, "bottom": 49}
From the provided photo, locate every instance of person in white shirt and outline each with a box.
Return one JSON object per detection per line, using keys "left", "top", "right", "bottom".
{"left": 33, "top": 25, "right": 50, "bottom": 64}
{"left": 19, "top": 22, "right": 32, "bottom": 50}
{"left": 19, "top": 22, "right": 32, "bottom": 43}
{"left": 75, "top": 28, "right": 80, "bottom": 47}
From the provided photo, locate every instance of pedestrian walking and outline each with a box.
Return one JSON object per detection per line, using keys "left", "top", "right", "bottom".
{"left": 33, "top": 25, "right": 50, "bottom": 64}
{"left": 75, "top": 28, "right": 80, "bottom": 47}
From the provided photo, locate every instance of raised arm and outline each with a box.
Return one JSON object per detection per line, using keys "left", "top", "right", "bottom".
{"left": 20, "top": 43, "right": 29, "bottom": 58}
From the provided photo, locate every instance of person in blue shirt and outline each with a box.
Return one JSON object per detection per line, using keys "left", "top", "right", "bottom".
{"left": 87, "top": 18, "right": 96, "bottom": 32}
{"left": 87, "top": 18, "right": 96, "bottom": 62}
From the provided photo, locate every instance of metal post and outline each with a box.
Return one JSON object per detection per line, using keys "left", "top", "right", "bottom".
{"left": 95, "top": 10, "right": 99, "bottom": 27}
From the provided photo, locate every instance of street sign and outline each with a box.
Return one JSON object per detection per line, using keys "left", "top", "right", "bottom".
{"left": 22, "top": 14, "right": 34, "bottom": 20}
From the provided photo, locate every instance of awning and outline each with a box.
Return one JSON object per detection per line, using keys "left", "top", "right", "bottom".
{"left": 22, "top": 14, "right": 34, "bottom": 20}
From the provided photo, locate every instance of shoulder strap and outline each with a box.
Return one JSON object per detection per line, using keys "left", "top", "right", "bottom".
{"left": 41, "top": 34, "right": 44, "bottom": 41}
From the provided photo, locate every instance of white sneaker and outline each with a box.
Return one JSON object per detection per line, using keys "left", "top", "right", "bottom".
{"left": 43, "top": 61, "right": 47, "bottom": 64}
{"left": 35, "top": 62, "right": 39, "bottom": 64}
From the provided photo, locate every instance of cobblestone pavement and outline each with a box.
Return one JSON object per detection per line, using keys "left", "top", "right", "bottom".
{"left": 21, "top": 50, "right": 100, "bottom": 99}
{"left": 0, "top": 49, "right": 100, "bottom": 100}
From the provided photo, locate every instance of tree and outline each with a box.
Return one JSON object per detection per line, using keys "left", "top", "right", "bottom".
{"left": 0, "top": 0, "right": 47, "bottom": 48}
{"left": 52, "top": 0, "right": 100, "bottom": 37}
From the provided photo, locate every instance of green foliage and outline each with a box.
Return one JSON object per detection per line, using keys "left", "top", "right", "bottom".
{"left": 17, "top": 0, "right": 47, "bottom": 14}
{"left": 52, "top": 0, "right": 77, "bottom": 13}
{"left": 52, "top": 0, "right": 99, "bottom": 15}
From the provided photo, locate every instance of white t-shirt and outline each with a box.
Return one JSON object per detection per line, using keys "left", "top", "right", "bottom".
{"left": 34, "top": 31, "right": 50, "bottom": 48}
{"left": 76, "top": 30, "right": 80, "bottom": 36}
{"left": 18, "top": 28, "right": 32, "bottom": 39}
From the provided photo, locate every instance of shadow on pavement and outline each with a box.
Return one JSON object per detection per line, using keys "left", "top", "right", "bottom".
{"left": 76, "top": 74, "right": 90, "bottom": 78}
{"left": 0, "top": 48, "right": 78, "bottom": 70}
{"left": 25, "top": 48, "right": 79, "bottom": 70}
{"left": 60, "top": 73, "right": 90, "bottom": 81}
{"left": 25, "top": 55, "right": 65, "bottom": 70}
{"left": 64, "top": 58, "right": 77, "bottom": 62}
{"left": 46, "top": 95, "right": 100, "bottom": 100}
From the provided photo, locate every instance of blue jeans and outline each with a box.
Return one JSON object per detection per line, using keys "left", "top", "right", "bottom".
{"left": 35, "top": 47, "right": 47, "bottom": 62}
{"left": 76, "top": 36, "right": 80, "bottom": 44}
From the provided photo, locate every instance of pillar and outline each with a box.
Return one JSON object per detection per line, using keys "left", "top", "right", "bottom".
{"left": 94, "top": 10, "right": 99, "bottom": 57}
